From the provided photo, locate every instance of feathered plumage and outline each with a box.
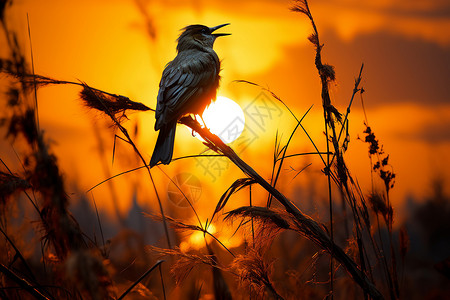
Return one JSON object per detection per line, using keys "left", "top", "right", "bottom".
{"left": 150, "top": 24, "right": 230, "bottom": 167}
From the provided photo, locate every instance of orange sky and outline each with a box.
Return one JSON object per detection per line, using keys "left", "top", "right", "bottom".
{"left": 2, "top": 0, "right": 450, "bottom": 230}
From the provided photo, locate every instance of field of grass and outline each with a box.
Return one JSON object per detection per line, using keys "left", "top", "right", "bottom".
{"left": 1, "top": 0, "right": 449, "bottom": 299}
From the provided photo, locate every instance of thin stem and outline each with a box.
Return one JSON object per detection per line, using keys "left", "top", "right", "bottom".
{"left": 250, "top": 184, "right": 255, "bottom": 243}
{"left": 0, "top": 264, "right": 50, "bottom": 300}
{"left": 180, "top": 116, "right": 383, "bottom": 299}
{"left": 117, "top": 260, "right": 165, "bottom": 300}
{"left": 275, "top": 151, "right": 331, "bottom": 162}
{"left": 83, "top": 84, "right": 172, "bottom": 249}
{"left": 27, "top": 13, "right": 39, "bottom": 133}
{"left": 268, "top": 105, "right": 313, "bottom": 207}
{"left": 0, "top": 226, "right": 36, "bottom": 282}
{"left": 324, "top": 111, "right": 334, "bottom": 298}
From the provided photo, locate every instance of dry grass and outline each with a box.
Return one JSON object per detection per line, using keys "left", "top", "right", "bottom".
{"left": 2, "top": 0, "right": 446, "bottom": 299}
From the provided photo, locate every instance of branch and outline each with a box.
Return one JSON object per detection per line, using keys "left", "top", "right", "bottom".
{"left": 179, "top": 116, "right": 383, "bottom": 300}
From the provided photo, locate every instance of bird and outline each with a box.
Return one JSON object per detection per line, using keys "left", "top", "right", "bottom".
{"left": 150, "top": 23, "right": 230, "bottom": 168}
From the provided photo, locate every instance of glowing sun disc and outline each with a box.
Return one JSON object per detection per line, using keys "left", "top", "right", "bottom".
{"left": 199, "top": 96, "right": 245, "bottom": 144}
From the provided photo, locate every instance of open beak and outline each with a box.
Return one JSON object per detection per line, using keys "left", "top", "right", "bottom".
{"left": 210, "top": 23, "right": 231, "bottom": 37}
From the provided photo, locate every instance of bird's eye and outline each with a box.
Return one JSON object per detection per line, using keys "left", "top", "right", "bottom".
{"left": 201, "top": 28, "right": 208, "bottom": 34}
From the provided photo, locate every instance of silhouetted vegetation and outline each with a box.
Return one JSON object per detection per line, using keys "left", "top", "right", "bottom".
{"left": 0, "top": 0, "right": 448, "bottom": 299}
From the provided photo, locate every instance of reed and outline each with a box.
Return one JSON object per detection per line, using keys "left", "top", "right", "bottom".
{"left": 0, "top": 0, "right": 411, "bottom": 299}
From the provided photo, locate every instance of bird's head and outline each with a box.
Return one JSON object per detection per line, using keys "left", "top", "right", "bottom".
{"left": 176, "top": 23, "right": 230, "bottom": 51}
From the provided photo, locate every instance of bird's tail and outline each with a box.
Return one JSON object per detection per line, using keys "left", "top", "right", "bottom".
{"left": 150, "top": 122, "right": 176, "bottom": 168}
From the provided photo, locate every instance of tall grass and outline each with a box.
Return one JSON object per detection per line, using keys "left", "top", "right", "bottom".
{"left": 0, "top": 0, "right": 408, "bottom": 299}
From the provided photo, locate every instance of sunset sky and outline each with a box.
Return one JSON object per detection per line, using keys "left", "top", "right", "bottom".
{"left": 2, "top": 0, "right": 450, "bottom": 228}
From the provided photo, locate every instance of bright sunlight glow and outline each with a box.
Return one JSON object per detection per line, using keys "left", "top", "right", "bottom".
{"left": 198, "top": 96, "right": 245, "bottom": 144}
{"left": 179, "top": 223, "right": 217, "bottom": 251}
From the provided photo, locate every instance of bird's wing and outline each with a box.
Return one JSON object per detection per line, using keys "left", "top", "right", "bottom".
{"left": 155, "top": 50, "right": 219, "bottom": 130}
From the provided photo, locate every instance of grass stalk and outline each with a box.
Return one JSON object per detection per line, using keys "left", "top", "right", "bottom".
{"left": 117, "top": 260, "right": 165, "bottom": 300}
{"left": 0, "top": 263, "right": 50, "bottom": 300}
{"left": 81, "top": 83, "right": 172, "bottom": 249}
{"left": 179, "top": 116, "right": 383, "bottom": 299}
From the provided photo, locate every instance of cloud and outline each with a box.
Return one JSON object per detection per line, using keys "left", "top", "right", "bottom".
{"left": 409, "top": 118, "right": 450, "bottom": 143}
{"left": 326, "top": 30, "right": 450, "bottom": 106}
{"left": 248, "top": 30, "right": 450, "bottom": 108}
{"left": 137, "top": 0, "right": 450, "bottom": 80}
{"left": 311, "top": 0, "right": 450, "bottom": 46}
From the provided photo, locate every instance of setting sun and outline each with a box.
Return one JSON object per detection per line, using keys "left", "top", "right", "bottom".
{"left": 198, "top": 96, "right": 245, "bottom": 144}
{"left": 1, "top": 0, "right": 449, "bottom": 299}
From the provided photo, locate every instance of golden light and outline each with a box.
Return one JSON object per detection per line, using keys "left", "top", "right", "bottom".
{"left": 179, "top": 223, "right": 217, "bottom": 251}
{"left": 197, "top": 96, "right": 245, "bottom": 144}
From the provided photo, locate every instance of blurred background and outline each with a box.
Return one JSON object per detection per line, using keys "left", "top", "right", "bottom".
{"left": 1, "top": 0, "right": 449, "bottom": 298}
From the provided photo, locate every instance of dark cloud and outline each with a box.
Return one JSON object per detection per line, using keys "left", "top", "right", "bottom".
{"left": 249, "top": 30, "right": 450, "bottom": 108}
{"left": 382, "top": 6, "right": 450, "bottom": 19}
{"left": 324, "top": 31, "right": 450, "bottom": 106}
{"left": 406, "top": 119, "right": 450, "bottom": 143}
{"left": 314, "top": 0, "right": 450, "bottom": 18}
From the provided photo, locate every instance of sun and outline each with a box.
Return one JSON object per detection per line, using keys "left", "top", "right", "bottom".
{"left": 197, "top": 96, "right": 245, "bottom": 144}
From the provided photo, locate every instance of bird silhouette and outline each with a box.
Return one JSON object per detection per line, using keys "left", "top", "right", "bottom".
{"left": 150, "top": 23, "right": 230, "bottom": 167}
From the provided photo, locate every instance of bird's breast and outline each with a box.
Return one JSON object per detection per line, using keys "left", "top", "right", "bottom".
{"left": 155, "top": 48, "right": 222, "bottom": 126}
